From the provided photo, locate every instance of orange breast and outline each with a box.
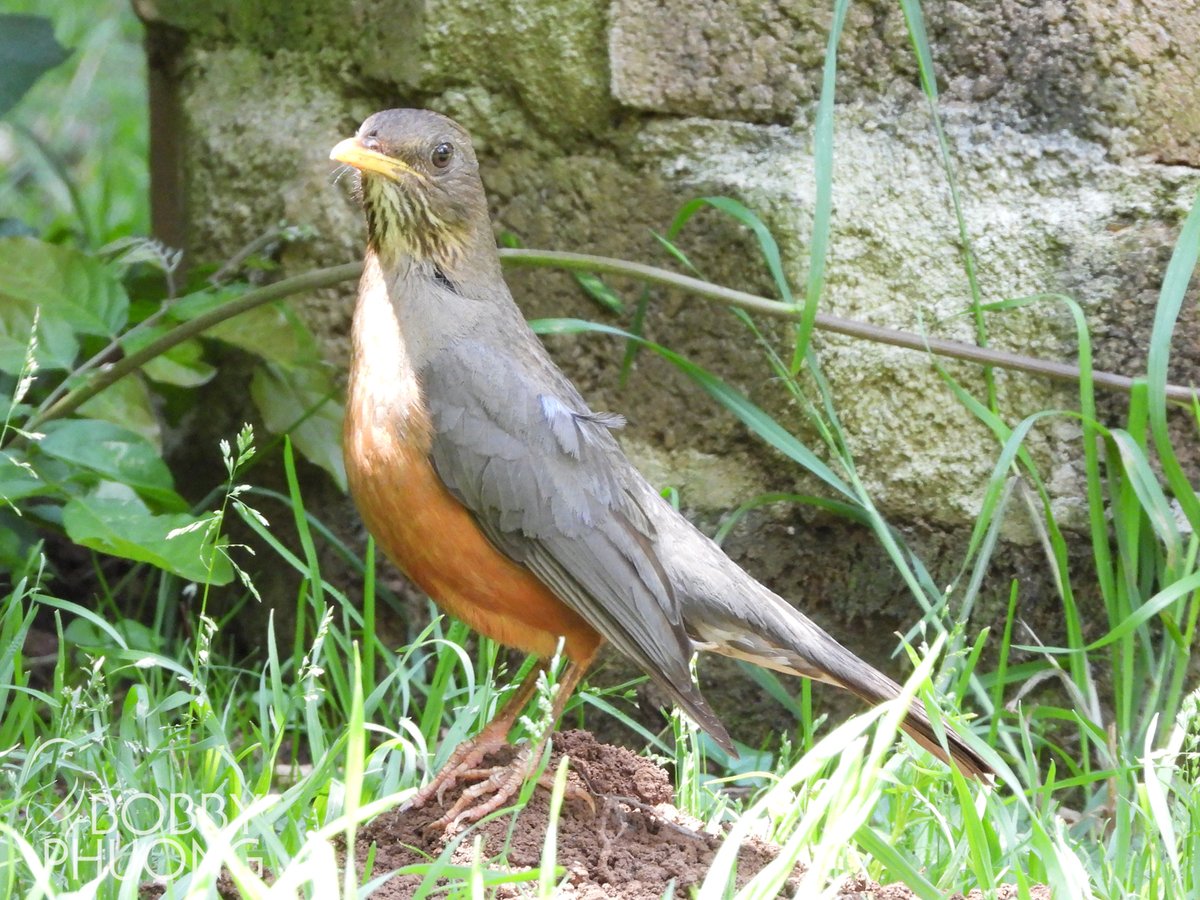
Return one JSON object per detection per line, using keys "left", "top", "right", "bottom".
{"left": 344, "top": 409, "right": 602, "bottom": 664}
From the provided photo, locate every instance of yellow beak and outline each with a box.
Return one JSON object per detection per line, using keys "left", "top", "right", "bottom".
{"left": 329, "top": 138, "right": 420, "bottom": 179}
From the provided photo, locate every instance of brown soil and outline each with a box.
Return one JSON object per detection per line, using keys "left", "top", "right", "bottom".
{"left": 353, "top": 730, "right": 1050, "bottom": 899}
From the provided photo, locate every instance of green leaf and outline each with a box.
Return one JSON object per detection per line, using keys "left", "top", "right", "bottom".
{"left": 137, "top": 338, "right": 217, "bottom": 387}
{"left": 64, "top": 614, "right": 163, "bottom": 653}
{"left": 0, "top": 15, "right": 70, "bottom": 118}
{"left": 158, "top": 283, "right": 249, "bottom": 322}
{"left": 76, "top": 372, "right": 162, "bottom": 450}
{"left": 1081, "top": 570, "right": 1200, "bottom": 652}
{"left": 650, "top": 231, "right": 703, "bottom": 276}
{"left": 120, "top": 300, "right": 225, "bottom": 385}
{"left": 1147, "top": 188, "right": 1200, "bottom": 534}
{"left": 0, "top": 291, "right": 77, "bottom": 374}
{"left": 36, "top": 419, "right": 184, "bottom": 510}
{"left": 669, "top": 197, "right": 794, "bottom": 306}
{"left": 156, "top": 284, "right": 325, "bottom": 367}
{"left": 100, "top": 236, "right": 182, "bottom": 276}
{"left": 250, "top": 362, "right": 347, "bottom": 490}
{"left": 61, "top": 489, "right": 233, "bottom": 585}
{"left": 205, "top": 301, "right": 320, "bottom": 367}
{"left": 573, "top": 272, "right": 624, "bottom": 314}
{"left": 0, "top": 238, "right": 127, "bottom": 335}
{"left": 796, "top": 0, "right": 849, "bottom": 372}
{"left": 0, "top": 237, "right": 128, "bottom": 372}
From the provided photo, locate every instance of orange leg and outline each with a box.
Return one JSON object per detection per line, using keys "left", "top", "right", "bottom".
{"left": 412, "top": 660, "right": 589, "bottom": 833}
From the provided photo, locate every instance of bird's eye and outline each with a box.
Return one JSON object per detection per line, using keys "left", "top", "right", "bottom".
{"left": 431, "top": 142, "right": 454, "bottom": 169}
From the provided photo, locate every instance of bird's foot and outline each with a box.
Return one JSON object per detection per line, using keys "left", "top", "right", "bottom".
{"left": 423, "top": 744, "right": 539, "bottom": 833}
{"left": 402, "top": 728, "right": 511, "bottom": 817}
{"left": 413, "top": 738, "right": 594, "bottom": 835}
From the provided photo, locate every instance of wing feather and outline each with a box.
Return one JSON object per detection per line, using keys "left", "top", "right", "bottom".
{"left": 420, "top": 340, "right": 732, "bottom": 749}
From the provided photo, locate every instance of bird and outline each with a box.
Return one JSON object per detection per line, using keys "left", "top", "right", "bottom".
{"left": 330, "top": 108, "right": 992, "bottom": 831}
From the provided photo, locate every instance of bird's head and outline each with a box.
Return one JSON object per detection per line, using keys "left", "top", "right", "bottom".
{"left": 331, "top": 109, "right": 487, "bottom": 271}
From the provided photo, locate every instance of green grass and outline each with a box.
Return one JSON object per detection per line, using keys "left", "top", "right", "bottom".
{"left": 3, "top": 381, "right": 1196, "bottom": 897}
{"left": 3, "top": 0, "right": 1200, "bottom": 896}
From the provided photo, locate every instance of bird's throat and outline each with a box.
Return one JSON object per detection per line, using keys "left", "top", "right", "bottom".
{"left": 362, "top": 178, "right": 475, "bottom": 277}
{"left": 346, "top": 251, "right": 432, "bottom": 452}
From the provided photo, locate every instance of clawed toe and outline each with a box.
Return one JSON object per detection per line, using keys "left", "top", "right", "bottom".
{"left": 416, "top": 741, "right": 596, "bottom": 835}
{"left": 403, "top": 738, "right": 504, "bottom": 814}
{"left": 406, "top": 662, "right": 594, "bottom": 835}
{"left": 424, "top": 749, "right": 536, "bottom": 833}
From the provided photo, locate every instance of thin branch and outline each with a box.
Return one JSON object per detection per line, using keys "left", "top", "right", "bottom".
{"left": 500, "top": 249, "right": 1199, "bottom": 406}
{"left": 19, "top": 246, "right": 1197, "bottom": 441}
{"left": 22, "top": 264, "right": 361, "bottom": 434}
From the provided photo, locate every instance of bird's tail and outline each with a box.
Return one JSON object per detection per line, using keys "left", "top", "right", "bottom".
{"left": 696, "top": 590, "right": 993, "bottom": 780}
{"left": 824, "top": 643, "right": 993, "bottom": 780}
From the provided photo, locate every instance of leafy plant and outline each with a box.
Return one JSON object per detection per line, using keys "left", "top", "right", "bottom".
{"left": 0, "top": 234, "right": 346, "bottom": 588}
{"left": 1, "top": 2, "right": 147, "bottom": 243}
{"left": 0, "top": 11, "right": 347, "bottom": 592}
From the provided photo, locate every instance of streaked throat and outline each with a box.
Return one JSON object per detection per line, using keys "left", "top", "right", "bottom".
{"left": 363, "top": 176, "right": 470, "bottom": 272}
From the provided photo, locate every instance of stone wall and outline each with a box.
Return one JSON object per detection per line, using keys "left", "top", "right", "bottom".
{"left": 134, "top": 0, "right": 1200, "bottom": 737}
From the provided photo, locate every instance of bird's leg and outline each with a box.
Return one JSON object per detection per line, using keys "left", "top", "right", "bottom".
{"left": 424, "top": 660, "right": 589, "bottom": 833}
{"left": 404, "top": 660, "right": 549, "bottom": 814}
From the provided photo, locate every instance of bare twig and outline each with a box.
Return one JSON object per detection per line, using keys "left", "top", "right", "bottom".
{"left": 21, "top": 263, "right": 361, "bottom": 434}
{"left": 18, "top": 246, "right": 1197, "bottom": 442}
{"left": 500, "top": 248, "right": 1199, "bottom": 406}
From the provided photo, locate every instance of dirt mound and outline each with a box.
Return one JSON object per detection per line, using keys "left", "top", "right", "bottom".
{"left": 354, "top": 730, "right": 1049, "bottom": 898}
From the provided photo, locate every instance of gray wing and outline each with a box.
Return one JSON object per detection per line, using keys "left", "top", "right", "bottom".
{"left": 420, "top": 337, "right": 732, "bottom": 751}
